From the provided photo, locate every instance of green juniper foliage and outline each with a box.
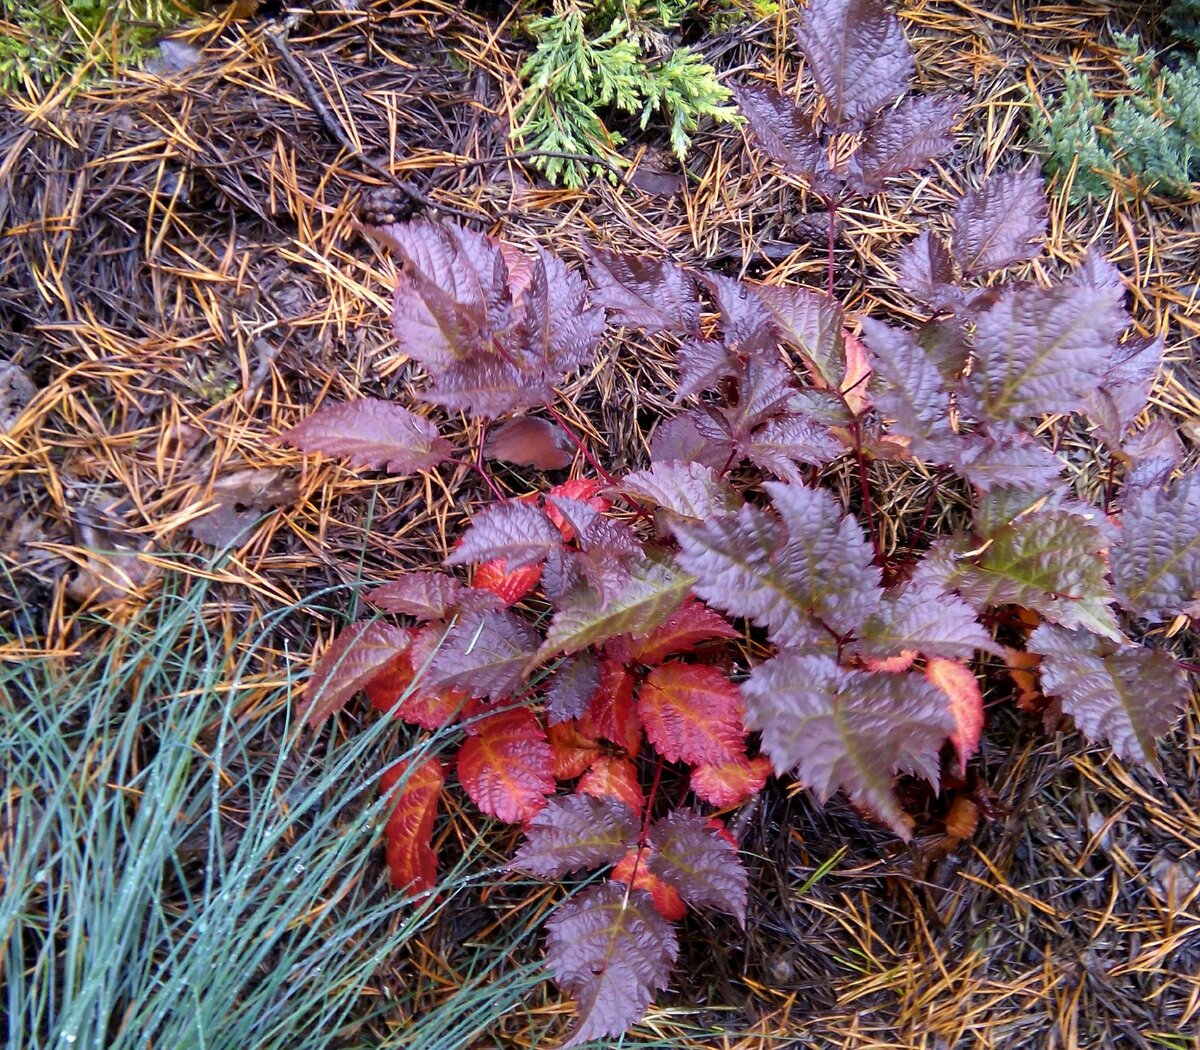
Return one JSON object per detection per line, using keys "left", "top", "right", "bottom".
{"left": 0, "top": 0, "right": 188, "bottom": 94}
{"left": 510, "top": 1, "right": 738, "bottom": 187}
{"left": 1029, "top": 33, "right": 1200, "bottom": 201}
{"left": 1166, "top": 0, "right": 1200, "bottom": 48}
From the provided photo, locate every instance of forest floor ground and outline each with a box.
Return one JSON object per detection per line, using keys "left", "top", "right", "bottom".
{"left": 1, "top": 1, "right": 1198, "bottom": 1047}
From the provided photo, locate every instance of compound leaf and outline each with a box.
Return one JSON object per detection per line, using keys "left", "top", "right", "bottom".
{"left": 951, "top": 164, "right": 1048, "bottom": 274}
{"left": 545, "top": 884, "right": 678, "bottom": 1048}
{"left": 1085, "top": 335, "right": 1165, "bottom": 449}
{"left": 281, "top": 398, "right": 452, "bottom": 474}
{"left": 1030, "top": 624, "right": 1190, "bottom": 772}
{"left": 637, "top": 662, "right": 745, "bottom": 766}
{"left": 741, "top": 654, "right": 953, "bottom": 838}
{"left": 380, "top": 756, "right": 444, "bottom": 894}
{"left": 950, "top": 429, "right": 1066, "bottom": 491}
{"left": 446, "top": 500, "right": 562, "bottom": 570}
{"left": 584, "top": 247, "right": 700, "bottom": 335}
{"left": 793, "top": 0, "right": 914, "bottom": 127}
{"left": 303, "top": 621, "right": 413, "bottom": 728}
{"left": 1111, "top": 468, "right": 1200, "bottom": 620}
{"left": 673, "top": 480, "right": 881, "bottom": 644}
{"left": 578, "top": 659, "right": 643, "bottom": 755}
{"left": 894, "top": 232, "right": 963, "bottom": 312}
{"left": 457, "top": 706, "right": 554, "bottom": 823}
{"left": 611, "top": 850, "right": 687, "bottom": 921}
{"left": 511, "top": 794, "right": 639, "bottom": 877}
{"left": 647, "top": 809, "right": 748, "bottom": 925}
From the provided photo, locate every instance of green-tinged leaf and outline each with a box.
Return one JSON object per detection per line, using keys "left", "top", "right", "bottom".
{"left": 673, "top": 480, "right": 880, "bottom": 645}
{"left": 536, "top": 559, "right": 694, "bottom": 661}
{"left": 855, "top": 581, "right": 996, "bottom": 660}
{"left": 1030, "top": 624, "right": 1190, "bottom": 772}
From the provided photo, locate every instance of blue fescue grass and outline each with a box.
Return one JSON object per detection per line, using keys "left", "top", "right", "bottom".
{"left": 0, "top": 579, "right": 542, "bottom": 1050}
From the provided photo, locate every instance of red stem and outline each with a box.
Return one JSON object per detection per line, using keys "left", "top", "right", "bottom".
{"left": 542, "top": 402, "right": 620, "bottom": 487}
{"left": 472, "top": 437, "right": 504, "bottom": 500}
{"left": 622, "top": 755, "right": 666, "bottom": 903}
{"left": 825, "top": 196, "right": 838, "bottom": 298}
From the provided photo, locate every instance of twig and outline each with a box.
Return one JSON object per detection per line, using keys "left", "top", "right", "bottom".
{"left": 265, "top": 27, "right": 487, "bottom": 226}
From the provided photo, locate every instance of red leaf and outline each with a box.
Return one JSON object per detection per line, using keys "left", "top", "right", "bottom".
{"left": 611, "top": 850, "right": 687, "bottom": 921}
{"left": 364, "top": 652, "right": 415, "bottom": 713}
{"left": 578, "top": 755, "right": 645, "bottom": 816}
{"left": 546, "top": 884, "right": 679, "bottom": 1048}
{"left": 380, "top": 756, "right": 444, "bottom": 894}
{"left": 925, "top": 657, "right": 984, "bottom": 776}
{"left": 302, "top": 621, "right": 412, "bottom": 728}
{"left": 473, "top": 558, "right": 542, "bottom": 606}
{"left": 578, "top": 660, "right": 643, "bottom": 755}
{"left": 545, "top": 478, "right": 610, "bottom": 540}
{"left": 281, "top": 398, "right": 451, "bottom": 474}
{"left": 447, "top": 501, "right": 562, "bottom": 570}
{"left": 637, "top": 662, "right": 744, "bottom": 767}
{"left": 689, "top": 755, "right": 771, "bottom": 807}
{"left": 457, "top": 707, "right": 554, "bottom": 823}
{"left": 619, "top": 596, "right": 739, "bottom": 666}
{"left": 485, "top": 416, "right": 573, "bottom": 470}
{"left": 547, "top": 719, "right": 601, "bottom": 779}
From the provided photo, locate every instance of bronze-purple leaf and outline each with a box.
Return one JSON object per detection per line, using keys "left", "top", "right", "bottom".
{"left": 544, "top": 652, "right": 603, "bottom": 725}
{"left": 446, "top": 501, "right": 562, "bottom": 570}
{"left": 545, "top": 884, "right": 678, "bottom": 1048}
{"left": 584, "top": 247, "right": 700, "bottom": 335}
{"left": 647, "top": 810, "right": 748, "bottom": 925}
{"left": 731, "top": 81, "right": 840, "bottom": 194}
{"left": 851, "top": 93, "right": 963, "bottom": 193}
{"left": 894, "top": 232, "right": 963, "bottom": 312}
{"left": 855, "top": 580, "right": 997, "bottom": 660}
{"left": 793, "top": 0, "right": 915, "bottom": 128}
{"left": 365, "top": 571, "right": 468, "bottom": 620}
{"left": 511, "top": 795, "right": 639, "bottom": 877}
{"left": 425, "top": 610, "right": 538, "bottom": 700}
{"left": 744, "top": 414, "right": 844, "bottom": 482}
{"left": 1030, "top": 624, "right": 1189, "bottom": 773}
{"left": 281, "top": 398, "right": 452, "bottom": 474}
{"left": 741, "top": 654, "right": 953, "bottom": 839}
{"left": 951, "top": 163, "right": 1048, "bottom": 275}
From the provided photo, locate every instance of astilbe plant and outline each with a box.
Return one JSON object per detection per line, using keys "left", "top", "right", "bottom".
{"left": 280, "top": 0, "right": 1196, "bottom": 1043}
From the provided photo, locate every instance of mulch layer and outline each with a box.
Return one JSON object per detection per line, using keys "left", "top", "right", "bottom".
{"left": 1, "top": 0, "right": 1197, "bottom": 1046}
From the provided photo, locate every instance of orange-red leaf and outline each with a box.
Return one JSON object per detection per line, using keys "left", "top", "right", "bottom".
{"left": 578, "top": 659, "right": 643, "bottom": 755}
{"left": 303, "top": 621, "right": 412, "bottom": 728}
{"left": 578, "top": 755, "right": 645, "bottom": 816}
{"left": 925, "top": 657, "right": 984, "bottom": 776}
{"left": 457, "top": 707, "right": 554, "bottom": 823}
{"left": 473, "top": 558, "right": 542, "bottom": 606}
{"left": 380, "top": 755, "right": 444, "bottom": 894}
{"left": 689, "top": 755, "right": 771, "bottom": 807}
{"left": 547, "top": 719, "right": 601, "bottom": 779}
{"left": 365, "top": 637, "right": 467, "bottom": 730}
{"left": 637, "top": 662, "right": 744, "bottom": 766}
{"left": 862, "top": 650, "right": 918, "bottom": 673}
{"left": 611, "top": 849, "right": 687, "bottom": 921}
{"left": 618, "top": 596, "right": 739, "bottom": 667}
{"left": 545, "top": 478, "right": 610, "bottom": 540}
